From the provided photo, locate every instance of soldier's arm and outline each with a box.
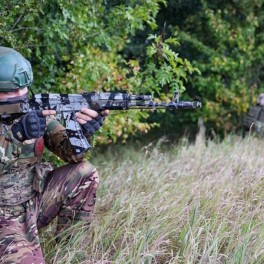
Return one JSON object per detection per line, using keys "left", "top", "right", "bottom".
{"left": 44, "top": 109, "right": 108, "bottom": 163}
{"left": 44, "top": 116, "right": 89, "bottom": 163}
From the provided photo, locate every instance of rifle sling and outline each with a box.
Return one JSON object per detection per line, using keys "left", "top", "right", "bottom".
{"left": 0, "top": 103, "right": 21, "bottom": 115}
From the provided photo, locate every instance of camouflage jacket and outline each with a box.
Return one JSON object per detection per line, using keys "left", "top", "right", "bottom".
{"left": 0, "top": 116, "right": 89, "bottom": 205}
{"left": 243, "top": 106, "right": 264, "bottom": 136}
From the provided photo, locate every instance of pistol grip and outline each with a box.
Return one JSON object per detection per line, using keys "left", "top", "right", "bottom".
{"left": 63, "top": 111, "right": 91, "bottom": 155}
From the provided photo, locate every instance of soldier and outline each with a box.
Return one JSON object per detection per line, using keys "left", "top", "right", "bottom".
{"left": 243, "top": 94, "right": 264, "bottom": 137}
{"left": 0, "top": 46, "right": 109, "bottom": 263}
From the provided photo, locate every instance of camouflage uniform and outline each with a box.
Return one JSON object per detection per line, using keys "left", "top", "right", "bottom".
{"left": 0, "top": 116, "right": 99, "bottom": 263}
{"left": 243, "top": 94, "right": 264, "bottom": 137}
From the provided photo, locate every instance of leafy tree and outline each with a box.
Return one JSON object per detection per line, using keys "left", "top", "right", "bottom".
{"left": 0, "top": 0, "right": 198, "bottom": 147}
{"left": 168, "top": 0, "right": 264, "bottom": 135}
{"left": 0, "top": 0, "right": 163, "bottom": 91}
{"left": 119, "top": 0, "right": 264, "bottom": 137}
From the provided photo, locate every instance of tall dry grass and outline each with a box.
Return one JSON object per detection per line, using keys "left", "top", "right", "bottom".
{"left": 40, "top": 135, "right": 264, "bottom": 263}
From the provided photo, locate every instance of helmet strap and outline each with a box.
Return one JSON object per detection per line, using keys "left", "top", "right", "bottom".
{"left": 28, "top": 85, "right": 35, "bottom": 96}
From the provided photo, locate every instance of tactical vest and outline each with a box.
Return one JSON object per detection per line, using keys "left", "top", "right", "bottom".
{"left": 243, "top": 106, "right": 264, "bottom": 136}
{"left": 0, "top": 119, "right": 52, "bottom": 205}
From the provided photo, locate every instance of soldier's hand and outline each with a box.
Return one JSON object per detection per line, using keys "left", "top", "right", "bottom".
{"left": 11, "top": 110, "right": 56, "bottom": 142}
{"left": 42, "top": 110, "right": 56, "bottom": 117}
{"left": 75, "top": 108, "right": 109, "bottom": 135}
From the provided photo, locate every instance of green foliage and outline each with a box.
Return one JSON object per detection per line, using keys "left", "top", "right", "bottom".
{"left": 0, "top": 0, "right": 197, "bottom": 146}
{"left": 0, "top": 0, "right": 163, "bottom": 91}
{"left": 132, "top": 33, "right": 200, "bottom": 94}
{"left": 4, "top": 0, "right": 263, "bottom": 138}
{"left": 172, "top": 0, "right": 264, "bottom": 134}
{"left": 41, "top": 146, "right": 65, "bottom": 168}
{"left": 118, "top": 0, "right": 264, "bottom": 136}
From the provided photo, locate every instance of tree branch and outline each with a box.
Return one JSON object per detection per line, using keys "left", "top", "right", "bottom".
{"left": 11, "top": 27, "right": 45, "bottom": 33}
{"left": 9, "top": 14, "right": 23, "bottom": 32}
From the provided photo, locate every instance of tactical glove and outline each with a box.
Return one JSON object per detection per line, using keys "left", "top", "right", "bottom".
{"left": 12, "top": 110, "right": 46, "bottom": 142}
{"left": 81, "top": 112, "right": 105, "bottom": 135}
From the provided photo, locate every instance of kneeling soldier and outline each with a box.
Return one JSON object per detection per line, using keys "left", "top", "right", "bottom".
{"left": 0, "top": 46, "right": 109, "bottom": 263}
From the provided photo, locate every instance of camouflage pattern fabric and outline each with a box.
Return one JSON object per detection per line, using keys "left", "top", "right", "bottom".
{"left": 243, "top": 94, "right": 264, "bottom": 137}
{"left": 0, "top": 161, "right": 98, "bottom": 264}
{"left": 0, "top": 114, "right": 96, "bottom": 263}
{"left": 44, "top": 116, "right": 89, "bottom": 164}
{"left": 0, "top": 121, "right": 42, "bottom": 205}
{"left": 0, "top": 115, "right": 89, "bottom": 205}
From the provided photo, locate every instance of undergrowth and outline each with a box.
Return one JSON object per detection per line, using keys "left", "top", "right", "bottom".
{"left": 40, "top": 135, "right": 264, "bottom": 263}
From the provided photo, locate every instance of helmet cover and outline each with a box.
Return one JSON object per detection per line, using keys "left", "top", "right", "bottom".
{"left": 0, "top": 46, "right": 33, "bottom": 92}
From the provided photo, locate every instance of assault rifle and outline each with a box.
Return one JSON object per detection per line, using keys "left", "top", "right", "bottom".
{"left": 0, "top": 90, "right": 201, "bottom": 155}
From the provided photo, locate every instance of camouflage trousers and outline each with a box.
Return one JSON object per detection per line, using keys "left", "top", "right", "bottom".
{"left": 0, "top": 161, "right": 99, "bottom": 264}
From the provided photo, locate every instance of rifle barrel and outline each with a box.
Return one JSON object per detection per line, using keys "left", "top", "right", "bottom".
{"left": 130, "top": 101, "right": 201, "bottom": 109}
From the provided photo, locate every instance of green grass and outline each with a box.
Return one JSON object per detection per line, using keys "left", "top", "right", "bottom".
{"left": 40, "top": 135, "right": 264, "bottom": 263}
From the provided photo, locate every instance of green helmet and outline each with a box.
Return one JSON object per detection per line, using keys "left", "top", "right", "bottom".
{"left": 0, "top": 46, "right": 33, "bottom": 92}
